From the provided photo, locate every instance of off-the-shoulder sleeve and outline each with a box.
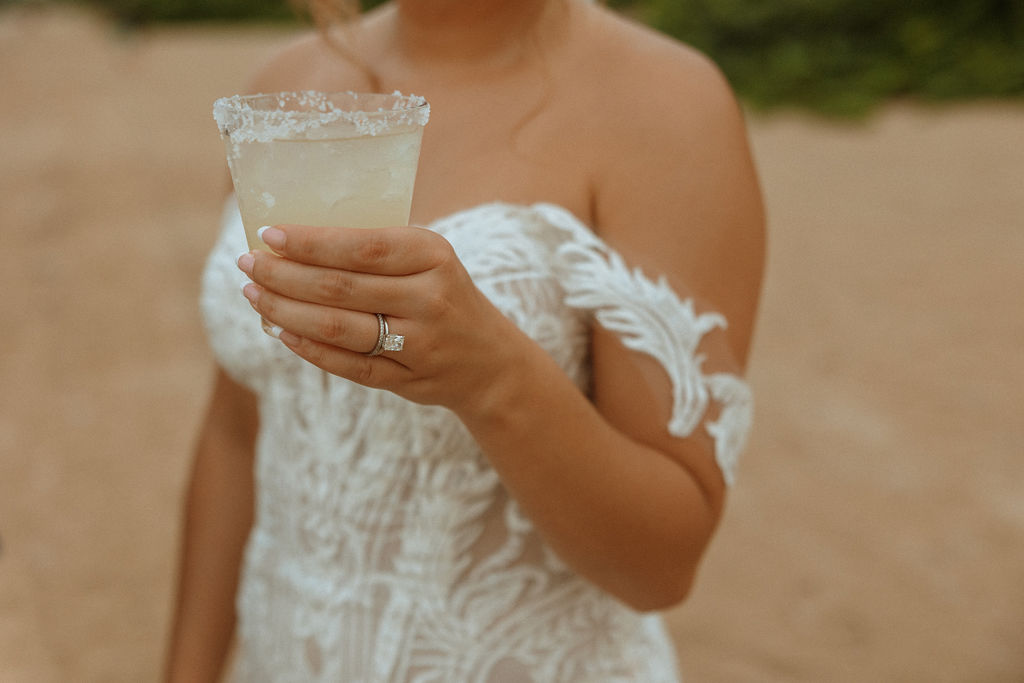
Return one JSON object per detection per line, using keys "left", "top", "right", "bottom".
{"left": 533, "top": 204, "right": 753, "bottom": 485}
{"left": 198, "top": 198, "right": 288, "bottom": 394}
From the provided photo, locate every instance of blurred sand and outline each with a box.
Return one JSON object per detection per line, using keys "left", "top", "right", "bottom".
{"left": 1, "top": 6, "right": 1022, "bottom": 682}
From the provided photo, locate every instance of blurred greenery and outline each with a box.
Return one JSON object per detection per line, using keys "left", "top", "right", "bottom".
{"left": 621, "top": 0, "right": 1024, "bottom": 115}
{"left": 20, "top": 0, "right": 1024, "bottom": 116}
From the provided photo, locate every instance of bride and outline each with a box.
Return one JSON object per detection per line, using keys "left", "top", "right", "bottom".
{"left": 165, "top": 0, "right": 765, "bottom": 680}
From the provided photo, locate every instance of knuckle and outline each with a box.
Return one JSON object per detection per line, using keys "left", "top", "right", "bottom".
{"left": 303, "top": 341, "right": 327, "bottom": 367}
{"left": 256, "top": 290, "right": 275, "bottom": 317}
{"left": 290, "top": 229, "right": 317, "bottom": 257}
{"left": 427, "top": 237, "right": 456, "bottom": 269}
{"left": 251, "top": 251, "right": 274, "bottom": 283}
{"left": 356, "top": 234, "right": 392, "bottom": 266}
{"left": 314, "top": 312, "right": 347, "bottom": 343}
{"left": 319, "top": 269, "right": 355, "bottom": 302}
{"left": 352, "top": 359, "right": 377, "bottom": 386}
{"left": 420, "top": 289, "right": 449, "bottom": 319}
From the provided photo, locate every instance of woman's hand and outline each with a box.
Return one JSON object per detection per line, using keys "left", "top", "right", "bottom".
{"left": 236, "top": 223, "right": 526, "bottom": 415}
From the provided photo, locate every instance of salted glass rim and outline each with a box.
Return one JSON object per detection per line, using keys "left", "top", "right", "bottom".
{"left": 214, "top": 90, "right": 430, "bottom": 141}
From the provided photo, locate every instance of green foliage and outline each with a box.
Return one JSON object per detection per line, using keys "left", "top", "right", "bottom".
{"left": 54, "top": 0, "right": 298, "bottom": 24}
{"left": 39, "top": 0, "right": 1024, "bottom": 115}
{"left": 32, "top": 0, "right": 389, "bottom": 24}
{"left": 632, "top": 0, "right": 1024, "bottom": 115}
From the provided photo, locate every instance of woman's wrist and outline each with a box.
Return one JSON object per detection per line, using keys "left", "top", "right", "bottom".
{"left": 448, "top": 329, "right": 575, "bottom": 439}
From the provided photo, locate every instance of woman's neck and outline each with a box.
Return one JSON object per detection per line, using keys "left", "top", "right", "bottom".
{"left": 387, "top": 0, "right": 561, "bottom": 67}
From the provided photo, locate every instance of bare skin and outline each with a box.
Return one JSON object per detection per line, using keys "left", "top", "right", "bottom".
{"left": 165, "top": 1, "right": 764, "bottom": 680}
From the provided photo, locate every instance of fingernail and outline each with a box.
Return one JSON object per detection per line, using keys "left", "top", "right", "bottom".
{"left": 242, "top": 282, "right": 260, "bottom": 304}
{"left": 236, "top": 252, "right": 255, "bottom": 275}
{"left": 278, "top": 329, "right": 300, "bottom": 346}
{"left": 258, "top": 226, "right": 285, "bottom": 250}
{"left": 267, "top": 325, "right": 283, "bottom": 339}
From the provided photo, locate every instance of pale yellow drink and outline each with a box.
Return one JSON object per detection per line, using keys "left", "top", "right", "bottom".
{"left": 215, "top": 91, "right": 429, "bottom": 245}
{"left": 228, "top": 129, "right": 425, "bottom": 247}
{"left": 213, "top": 91, "right": 430, "bottom": 332}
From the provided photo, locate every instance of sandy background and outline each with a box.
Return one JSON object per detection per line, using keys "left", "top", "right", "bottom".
{"left": 1, "top": 6, "right": 1022, "bottom": 682}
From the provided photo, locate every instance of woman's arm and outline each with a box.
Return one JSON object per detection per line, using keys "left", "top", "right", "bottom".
{"left": 235, "top": 44, "right": 763, "bottom": 612}
{"left": 462, "top": 55, "right": 764, "bottom": 610}
{"left": 164, "top": 369, "right": 258, "bottom": 682}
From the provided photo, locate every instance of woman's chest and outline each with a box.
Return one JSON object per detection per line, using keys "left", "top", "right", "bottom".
{"left": 403, "top": 88, "right": 597, "bottom": 228}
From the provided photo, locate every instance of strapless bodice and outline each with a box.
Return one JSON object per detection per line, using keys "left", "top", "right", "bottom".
{"left": 200, "top": 200, "right": 751, "bottom": 682}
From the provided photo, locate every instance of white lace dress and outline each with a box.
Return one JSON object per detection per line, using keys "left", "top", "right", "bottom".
{"left": 200, "top": 200, "right": 752, "bottom": 683}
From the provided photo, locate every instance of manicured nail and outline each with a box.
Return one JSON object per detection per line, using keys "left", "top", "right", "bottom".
{"left": 278, "top": 329, "right": 300, "bottom": 346}
{"left": 258, "top": 226, "right": 285, "bottom": 250}
{"left": 267, "top": 325, "right": 283, "bottom": 339}
{"left": 242, "top": 282, "right": 260, "bottom": 304}
{"left": 236, "top": 252, "right": 254, "bottom": 275}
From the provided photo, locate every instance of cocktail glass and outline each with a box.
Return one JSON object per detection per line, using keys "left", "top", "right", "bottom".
{"left": 213, "top": 91, "right": 430, "bottom": 334}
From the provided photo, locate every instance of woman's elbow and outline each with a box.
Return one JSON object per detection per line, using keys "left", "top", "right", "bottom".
{"left": 617, "top": 564, "right": 699, "bottom": 613}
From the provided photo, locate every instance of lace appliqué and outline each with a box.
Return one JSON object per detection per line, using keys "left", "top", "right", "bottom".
{"left": 201, "top": 199, "right": 756, "bottom": 682}
{"left": 535, "top": 205, "right": 752, "bottom": 486}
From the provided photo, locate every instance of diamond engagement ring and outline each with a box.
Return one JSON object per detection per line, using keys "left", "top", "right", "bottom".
{"left": 366, "top": 313, "right": 405, "bottom": 356}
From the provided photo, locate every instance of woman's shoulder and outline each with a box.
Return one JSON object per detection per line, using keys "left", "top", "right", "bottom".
{"left": 577, "top": 4, "right": 741, "bottom": 133}
{"left": 573, "top": 5, "right": 755, "bottom": 203}
{"left": 574, "top": 5, "right": 765, "bottom": 362}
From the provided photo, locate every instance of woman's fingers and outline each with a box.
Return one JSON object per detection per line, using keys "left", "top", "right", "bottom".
{"left": 277, "top": 332, "right": 410, "bottom": 390}
{"left": 242, "top": 282, "right": 391, "bottom": 355}
{"left": 258, "top": 224, "right": 450, "bottom": 275}
{"left": 235, "top": 223, "right": 488, "bottom": 403}
{"left": 240, "top": 250, "right": 408, "bottom": 314}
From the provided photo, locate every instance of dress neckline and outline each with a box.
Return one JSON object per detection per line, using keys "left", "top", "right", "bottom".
{"left": 421, "top": 200, "right": 594, "bottom": 235}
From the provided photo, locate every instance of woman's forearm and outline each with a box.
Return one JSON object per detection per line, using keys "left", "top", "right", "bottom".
{"left": 453, "top": 341, "right": 722, "bottom": 612}
{"left": 234, "top": 216, "right": 735, "bottom": 613}
{"left": 164, "top": 371, "right": 257, "bottom": 683}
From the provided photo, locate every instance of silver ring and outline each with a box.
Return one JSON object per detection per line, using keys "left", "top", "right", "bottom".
{"left": 366, "top": 313, "right": 405, "bottom": 356}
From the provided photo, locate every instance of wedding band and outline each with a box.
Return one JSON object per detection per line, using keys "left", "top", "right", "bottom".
{"left": 366, "top": 313, "right": 405, "bottom": 356}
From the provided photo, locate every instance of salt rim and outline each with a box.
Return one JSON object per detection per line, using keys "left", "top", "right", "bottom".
{"left": 213, "top": 90, "right": 430, "bottom": 143}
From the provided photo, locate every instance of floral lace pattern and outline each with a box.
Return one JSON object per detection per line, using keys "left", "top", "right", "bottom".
{"left": 534, "top": 205, "right": 752, "bottom": 485}
{"left": 200, "top": 200, "right": 752, "bottom": 682}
